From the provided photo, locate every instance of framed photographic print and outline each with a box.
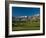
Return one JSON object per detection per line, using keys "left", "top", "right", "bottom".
{"left": 5, "top": 1, "right": 45, "bottom": 37}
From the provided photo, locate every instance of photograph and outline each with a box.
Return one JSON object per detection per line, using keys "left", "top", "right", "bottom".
{"left": 9, "top": 3, "right": 43, "bottom": 35}
{"left": 5, "top": 1, "right": 45, "bottom": 37}
{"left": 12, "top": 7, "right": 40, "bottom": 31}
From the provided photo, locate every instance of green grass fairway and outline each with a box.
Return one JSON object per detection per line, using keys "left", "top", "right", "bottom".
{"left": 12, "top": 20, "right": 40, "bottom": 31}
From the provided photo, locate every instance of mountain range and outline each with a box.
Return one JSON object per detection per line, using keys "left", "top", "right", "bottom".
{"left": 12, "top": 14, "right": 40, "bottom": 21}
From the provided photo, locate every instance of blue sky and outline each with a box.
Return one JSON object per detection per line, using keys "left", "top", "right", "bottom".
{"left": 12, "top": 7, "right": 40, "bottom": 16}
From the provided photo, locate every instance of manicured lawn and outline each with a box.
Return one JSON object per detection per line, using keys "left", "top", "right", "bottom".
{"left": 12, "top": 20, "right": 40, "bottom": 31}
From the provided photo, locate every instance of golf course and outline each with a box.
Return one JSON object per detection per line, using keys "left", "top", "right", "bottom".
{"left": 12, "top": 18, "right": 40, "bottom": 31}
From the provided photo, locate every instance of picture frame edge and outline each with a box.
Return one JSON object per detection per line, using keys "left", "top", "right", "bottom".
{"left": 5, "top": 1, "right": 45, "bottom": 37}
